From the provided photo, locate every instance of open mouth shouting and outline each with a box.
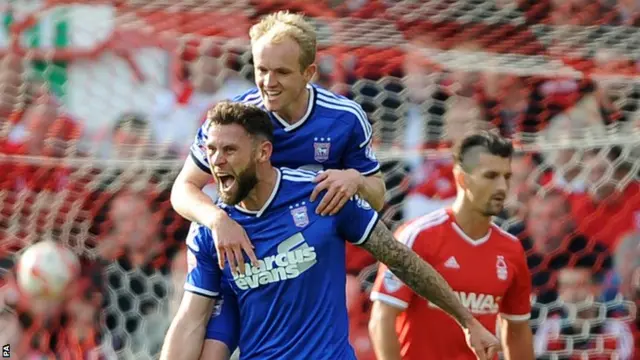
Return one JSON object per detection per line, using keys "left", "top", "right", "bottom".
{"left": 216, "top": 172, "right": 236, "bottom": 192}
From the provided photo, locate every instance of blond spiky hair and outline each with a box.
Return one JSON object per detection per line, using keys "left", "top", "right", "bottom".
{"left": 249, "top": 11, "right": 317, "bottom": 70}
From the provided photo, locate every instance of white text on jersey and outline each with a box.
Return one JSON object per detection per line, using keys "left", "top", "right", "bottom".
{"left": 429, "top": 291, "right": 501, "bottom": 315}
{"left": 232, "top": 233, "right": 317, "bottom": 290}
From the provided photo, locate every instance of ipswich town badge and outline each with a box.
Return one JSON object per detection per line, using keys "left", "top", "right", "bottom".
{"left": 290, "top": 205, "right": 309, "bottom": 228}
{"left": 313, "top": 137, "right": 331, "bottom": 163}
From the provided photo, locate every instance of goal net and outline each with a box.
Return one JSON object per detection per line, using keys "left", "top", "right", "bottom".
{"left": 0, "top": 0, "right": 639, "bottom": 359}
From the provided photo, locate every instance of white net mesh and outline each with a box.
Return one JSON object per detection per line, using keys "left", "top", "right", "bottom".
{"left": 0, "top": 1, "right": 639, "bottom": 359}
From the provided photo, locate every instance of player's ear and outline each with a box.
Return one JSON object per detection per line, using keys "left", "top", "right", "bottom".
{"left": 303, "top": 64, "right": 317, "bottom": 83}
{"left": 453, "top": 164, "right": 467, "bottom": 190}
{"left": 256, "top": 139, "right": 272, "bottom": 163}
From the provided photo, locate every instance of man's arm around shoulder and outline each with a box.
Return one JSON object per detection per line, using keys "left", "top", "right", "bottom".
{"left": 160, "top": 291, "right": 216, "bottom": 360}
{"left": 172, "top": 157, "right": 257, "bottom": 271}
{"left": 171, "top": 156, "right": 221, "bottom": 225}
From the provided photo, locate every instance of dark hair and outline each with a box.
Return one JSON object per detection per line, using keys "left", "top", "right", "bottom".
{"left": 452, "top": 130, "right": 514, "bottom": 170}
{"left": 206, "top": 101, "right": 274, "bottom": 143}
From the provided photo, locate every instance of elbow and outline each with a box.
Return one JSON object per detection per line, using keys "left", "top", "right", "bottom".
{"left": 170, "top": 180, "right": 183, "bottom": 212}
{"left": 369, "top": 176, "right": 387, "bottom": 212}
{"left": 371, "top": 197, "right": 385, "bottom": 212}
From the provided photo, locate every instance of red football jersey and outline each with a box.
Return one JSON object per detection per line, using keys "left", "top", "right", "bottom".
{"left": 370, "top": 208, "right": 532, "bottom": 360}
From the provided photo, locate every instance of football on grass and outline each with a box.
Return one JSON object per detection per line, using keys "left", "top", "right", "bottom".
{"left": 16, "top": 240, "right": 80, "bottom": 299}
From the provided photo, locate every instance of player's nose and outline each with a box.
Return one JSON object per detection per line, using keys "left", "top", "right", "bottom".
{"left": 495, "top": 176, "right": 508, "bottom": 193}
{"left": 264, "top": 72, "right": 277, "bottom": 87}
{"left": 211, "top": 151, "right": 226, "bottom": 166}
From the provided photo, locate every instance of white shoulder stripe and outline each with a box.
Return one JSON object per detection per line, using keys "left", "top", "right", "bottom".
{"left": 281, "top": 172, "right": 316, "bottom": 180}
{"left": 396, "top": 210, "right": 449, "bottom": 249}
{"left": 244, "top": 97, "right": 263, "bottom": 106}
{"left": 316, "top": 90, "right": 370, "bottom": 125}
{"left": 281, "top": 167, "right": 318, "bottom": 178}
{"left": 316, "top": 92, "right": 372, "bottom": 136}
{"left": 316, "top": 100, "right": 372, "bottom": 148}
{"left": 282, "top": 175, "right": 315, "bottom": 183}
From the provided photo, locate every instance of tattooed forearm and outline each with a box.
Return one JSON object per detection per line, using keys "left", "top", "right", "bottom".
{"left": 361, "top": 221, "right": 474, "bottom": 328}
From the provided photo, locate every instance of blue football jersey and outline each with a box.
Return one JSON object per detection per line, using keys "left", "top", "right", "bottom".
{"left": 184, "top": 168, "right": 379, "bottom": 360}
{"left": 189, "top": 84, "right": 380, "bottom": 175}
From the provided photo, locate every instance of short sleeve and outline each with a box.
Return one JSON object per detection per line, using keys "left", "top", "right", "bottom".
{"left": 204, "top": 282, "right": 240, "bottom": 352}
{"left": 342, "top": 111, "right": 380, "bottom": 176}
{"left": 335, "top": 195, "right": 379, "bottom": 245}
{"left": 184, "top": 223, "right": 221, "bottom": 298}
{"left": 369, "top": 225, "right": 419, "bottom": 310}
{"left": 499, "top": 248, "right": 532, "bottom": 321}
{"left": 189, "top": 121, "right": 212, "bottom": 174}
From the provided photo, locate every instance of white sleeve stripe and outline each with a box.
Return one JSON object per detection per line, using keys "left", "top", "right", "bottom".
{"left": 184, "top": 283, "right": 219, "bottom": 297}
{"left": 316, "top": 92, "right": 372, "bottom": 135}
{"left": 354, "top": 211, "right": 379, "bottom": 245}
{"left": 316, "top": 99, "right": 372, "bottom": 147}
{"left": 282, "top": 175, "right": 315, "bottom": 183}
{"left": 281, "top": 167, "right": 318, "bottom": 178}
{"left": 361, "top": 163, "right": 381, "bottom": 176}
{"left": 358, "top": 137, "right": 372, "bottom": 149}
{"left": 189, "top": 151, "right": 211, "bottom": 173}
{"left": 500, "top": 313, "right": 531, "bottom": 321}
{"left": 370, "top": 292, "right": 409, "bottom": 309}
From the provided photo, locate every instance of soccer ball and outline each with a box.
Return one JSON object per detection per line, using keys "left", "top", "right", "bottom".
{"left": 16, "top": 240, "right": 80, "bottom": 299}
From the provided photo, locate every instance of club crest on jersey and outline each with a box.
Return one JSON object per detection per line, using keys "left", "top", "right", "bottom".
{"left": 313, "top": 137, "right": 331, "bottom": 163}
{"left": 354, "top": 195, "right": 372, "bottom": 210}
{"left": 496, "top": 255, "right": 508, "bottom": 281}
{"left": 290, "top": 203, "right": 309, "bottom": 228}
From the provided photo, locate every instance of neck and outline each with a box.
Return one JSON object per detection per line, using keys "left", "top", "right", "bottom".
{"left": 451, "top": 195, "right": 492, "bottom": 240}
{"left": 240, "top": 167, "right": 278, "bottom": 211}
{"left": 276, "top": 86, "right": 310, "bottom": 124}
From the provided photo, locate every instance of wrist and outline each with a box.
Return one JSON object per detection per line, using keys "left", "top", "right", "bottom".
{"left": 349, "top": 169, "right": 365, "bottom": 191}
{"left": 205, "top": 204, "right": 227, "bottom": 227}
{"left": 459, "top": 313, "right": 476, "bottom": 329}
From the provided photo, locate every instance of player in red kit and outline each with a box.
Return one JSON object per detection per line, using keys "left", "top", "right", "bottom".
{"left": 369, "top": 131, "right": 534, "bottom": 360}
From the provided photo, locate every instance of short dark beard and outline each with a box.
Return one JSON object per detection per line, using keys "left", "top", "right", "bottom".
{"left": 218, "top": 167, "right": 258, "bottom": 205}
{"left": 482, "top": 203, "right": 503, "bottom": 217}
